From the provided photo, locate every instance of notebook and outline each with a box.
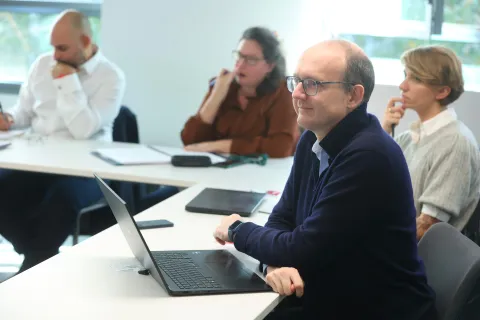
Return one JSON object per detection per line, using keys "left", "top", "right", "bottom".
{"left": 150, "top": 146, "right": 226, "bottom": 164}
{"left": 185, "top": 188, "right": 266, "bottom": 217}
{"left": 92, "top": 146, "right": 171, "bottom": 165}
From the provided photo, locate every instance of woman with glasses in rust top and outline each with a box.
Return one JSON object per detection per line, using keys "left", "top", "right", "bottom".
{"left": 181, "top": 27, "right": 300, "bottom": 158}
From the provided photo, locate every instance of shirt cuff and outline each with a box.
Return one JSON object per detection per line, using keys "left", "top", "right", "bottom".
{"left": 233, "top": 221, "right": 260, "bottom": 253}
{"left": 422, "top": 204, "right": 451, "bottom": 222}
{"left": 6, "top": 110, "right": 24, "bottom": 129}
{"left": 53, "top": 73, "right": 82, "bottom": 94}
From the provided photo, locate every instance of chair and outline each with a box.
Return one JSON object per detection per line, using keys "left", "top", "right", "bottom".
{"left": 462, "top": 198, "right": 480, "bottom": 245}
{"left": 72, "top": 106, "right": 141, "bottom": 245}
{"left": 418, "top": 222, "right": 480, "bottom": 320}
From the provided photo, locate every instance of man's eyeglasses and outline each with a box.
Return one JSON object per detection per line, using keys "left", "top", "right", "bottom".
{"left": 286, "top": 76, "right": 355, "bottom": 96}
{"left": 232, "top": 50, "right": 264, "bottom": 66}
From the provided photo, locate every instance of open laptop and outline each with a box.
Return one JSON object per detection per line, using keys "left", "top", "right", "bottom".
{"left": 94, "top": 174, "right": 271, "bottom": 296}
{"left": 185, "top": 188, "right": 266, "bottom": 217}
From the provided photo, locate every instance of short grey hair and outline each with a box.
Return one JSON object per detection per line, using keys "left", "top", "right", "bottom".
{"left": 343, "top": 53, "right": 375, "bottom": 103}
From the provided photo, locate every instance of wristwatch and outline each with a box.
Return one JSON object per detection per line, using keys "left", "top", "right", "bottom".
{"left": 228, "top": 220, "right": 243, "bottom": 242}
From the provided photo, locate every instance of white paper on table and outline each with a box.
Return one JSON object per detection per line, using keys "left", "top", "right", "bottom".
{"left": 258, "top": 195, "right": 281, "bottom": 214}
{"left": 0, "top": 129, "right": 26, "bottom": 140}
{"left": 92, "top": 146, "right": 171, "bottom": 165}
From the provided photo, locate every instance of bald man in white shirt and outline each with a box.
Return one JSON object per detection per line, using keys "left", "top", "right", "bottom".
{"left": 0, "top": 10, "right": 125, "bottom": 273}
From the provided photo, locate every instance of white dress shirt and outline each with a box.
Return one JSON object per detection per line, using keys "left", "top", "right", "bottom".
{"left": 8, "top": 50, "right": 126, "bottom": 141}
{"left": 409, "top": 108, "right": 457, "bottom": 144}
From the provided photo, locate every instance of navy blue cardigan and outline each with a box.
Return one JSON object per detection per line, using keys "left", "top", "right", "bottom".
{"left": 233, "top": 103, "right": 436, "bottom": 319}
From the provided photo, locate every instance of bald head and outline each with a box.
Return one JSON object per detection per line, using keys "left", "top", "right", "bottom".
{"left": 300, "top": 39, "right": 375, "bottom": 103}
{"left": 307, "top": 39, "right": 366, "bottom": 59}
{"left": 292, "top": 39, "right": 375, "bottom": 138}
{"left": 50, "top": 10, "right": 95, "bottom": 67}
{"left": 53, "top": 10, "right": 93, "bottom": 38}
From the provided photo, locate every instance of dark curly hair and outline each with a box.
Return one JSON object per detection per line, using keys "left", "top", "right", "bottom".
{"left": 240, "top": 27, "right": 286, "bottom": 96}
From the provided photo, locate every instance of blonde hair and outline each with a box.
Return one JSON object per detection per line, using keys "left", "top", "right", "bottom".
{"left": 401, "top": 45, "right": 464, "bottom": 106}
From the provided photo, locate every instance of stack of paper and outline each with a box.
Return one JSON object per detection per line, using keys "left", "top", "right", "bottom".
{"left": 258, "top": 195, "right": 281, "bottom": 214}
{"left": 0, "top": 130, "right": 26, "bottom": 140}
{"left": 150, "top": 146, "right": 226, "bottom": 164}
{"left": 92, "top": 146, "right": 171, "bottom": 165}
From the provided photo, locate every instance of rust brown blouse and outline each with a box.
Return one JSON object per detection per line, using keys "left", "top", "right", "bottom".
{"left": 181, "top": 80, "right": 300, "bottom": 158}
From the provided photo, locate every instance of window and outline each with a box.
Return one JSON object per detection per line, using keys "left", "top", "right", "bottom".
{"left": 331, "top": 0, "right": 480, "bottom": 91}
{"left": 0, "top": 1, "right": 101, "bottom": 89}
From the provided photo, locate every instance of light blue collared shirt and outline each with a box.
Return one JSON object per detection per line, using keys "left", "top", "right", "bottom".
{"left": 312, "top": 140, "right": 330, "bottom": 177}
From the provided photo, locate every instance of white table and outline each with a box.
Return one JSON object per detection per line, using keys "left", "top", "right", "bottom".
{"left": 0, "top": 138, "right": 292, "bottom": 190}
{"left": 0, "top": 184, "right": 282, "bottom": 320}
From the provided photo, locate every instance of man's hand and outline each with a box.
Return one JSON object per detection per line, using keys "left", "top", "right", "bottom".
{"left": 185, "top": 140, "right": 232, "bottom": 153}
{"left": 51, "top": 62, "right": 77, "bottom": 79}
{"left": 265, "top": 266, "right": 278, "bottom": 274}
{"left": 266, "top": 267, "right": 304, "bottom": 297}
{"left": 213, "top": 214, "right": 242, "bottom": 245}
{"left": 0, "top": 113, "right": 13, "bottom": 131}
{"left": 416, "top": 213, "right": 441, "bottom": 241}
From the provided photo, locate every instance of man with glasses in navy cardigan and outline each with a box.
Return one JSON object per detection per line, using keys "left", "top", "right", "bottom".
{"left": 213, "top": 40, "right": 437, "bottom": 320}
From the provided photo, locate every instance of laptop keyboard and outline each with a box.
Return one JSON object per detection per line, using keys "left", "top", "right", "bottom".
{"left": 152, "top": 252, "right": 222, "bottom": 290}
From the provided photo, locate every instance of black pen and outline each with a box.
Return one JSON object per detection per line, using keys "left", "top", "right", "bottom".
{"left": 0, "top": 102, "right": 9, "bottom": 125}
{"left": 0, "top": 102, "right": 5, "bottom": 120}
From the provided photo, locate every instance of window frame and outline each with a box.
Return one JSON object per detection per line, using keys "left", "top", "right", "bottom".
{"left": 336, "top": 20, "right": 479, "bottom": 44}
{"left": 335, "top": 0, "right": 480, "bottom": 92}
{"left": 0, "top": 0, "right": 101, "bottom": 94}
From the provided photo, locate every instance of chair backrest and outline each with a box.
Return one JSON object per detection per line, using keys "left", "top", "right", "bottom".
{"left": 418, "top": 222, "right": 480, "bottom": 320}
{"left": 113, "top": 106, "right": 139, "bottom": 144}
{"left": 110, "top": 106, "right": 140, "bottom": 212}
{"left": 463, "top": 198, "right": 480, "bottom": 245}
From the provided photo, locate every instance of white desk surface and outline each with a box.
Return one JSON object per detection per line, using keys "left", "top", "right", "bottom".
{"left": 0, "top": 138, "right": 292, "bottom": 190}
{"left": 0, "top": 184, "right": 282, "bottom": 320}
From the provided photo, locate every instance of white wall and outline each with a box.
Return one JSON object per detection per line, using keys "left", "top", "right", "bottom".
{"left": 99, "top": 0, "right": 308, "bottom": 146}
{"left": 0, "top": 94, "right": 17, "bottom": 110}
{"left": 2, "top": 0, "right": 479, "bottom": 145}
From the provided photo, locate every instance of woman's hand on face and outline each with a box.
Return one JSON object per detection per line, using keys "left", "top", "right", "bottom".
{"left": 211, "top": 69, "right": 235, "bottom": 102}
{"left": 382, "top": 97, "right": 405, "bottom": 134}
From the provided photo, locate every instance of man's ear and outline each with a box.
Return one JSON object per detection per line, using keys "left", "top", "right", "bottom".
{"left": 347, "top": 84, "right": 365, "bottom": 109}
{"left": 80, "top": 34, "right": 91, "bottom": 49}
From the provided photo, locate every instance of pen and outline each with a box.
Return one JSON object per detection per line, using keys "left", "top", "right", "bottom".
{"left": 0, "top": 102, "right": 7, "bottom": 123}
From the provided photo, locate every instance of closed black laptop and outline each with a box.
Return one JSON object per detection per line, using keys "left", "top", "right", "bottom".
{"left": 185, "top": 188, "right": 266, "bottom": 217}
{"left": 94, "top": 174, "right": 271, "bottom": 296}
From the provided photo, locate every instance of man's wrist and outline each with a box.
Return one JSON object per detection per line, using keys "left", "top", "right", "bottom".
{"left": 228, "top": 220, "right": 243, "bottom": 242}
{"left": 263, "top": 264, "right": 269, "bottom": 276}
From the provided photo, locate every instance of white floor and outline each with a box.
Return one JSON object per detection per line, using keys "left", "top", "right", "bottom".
{"left": 0, "top": 235, "right": 89, "bottom": 280}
